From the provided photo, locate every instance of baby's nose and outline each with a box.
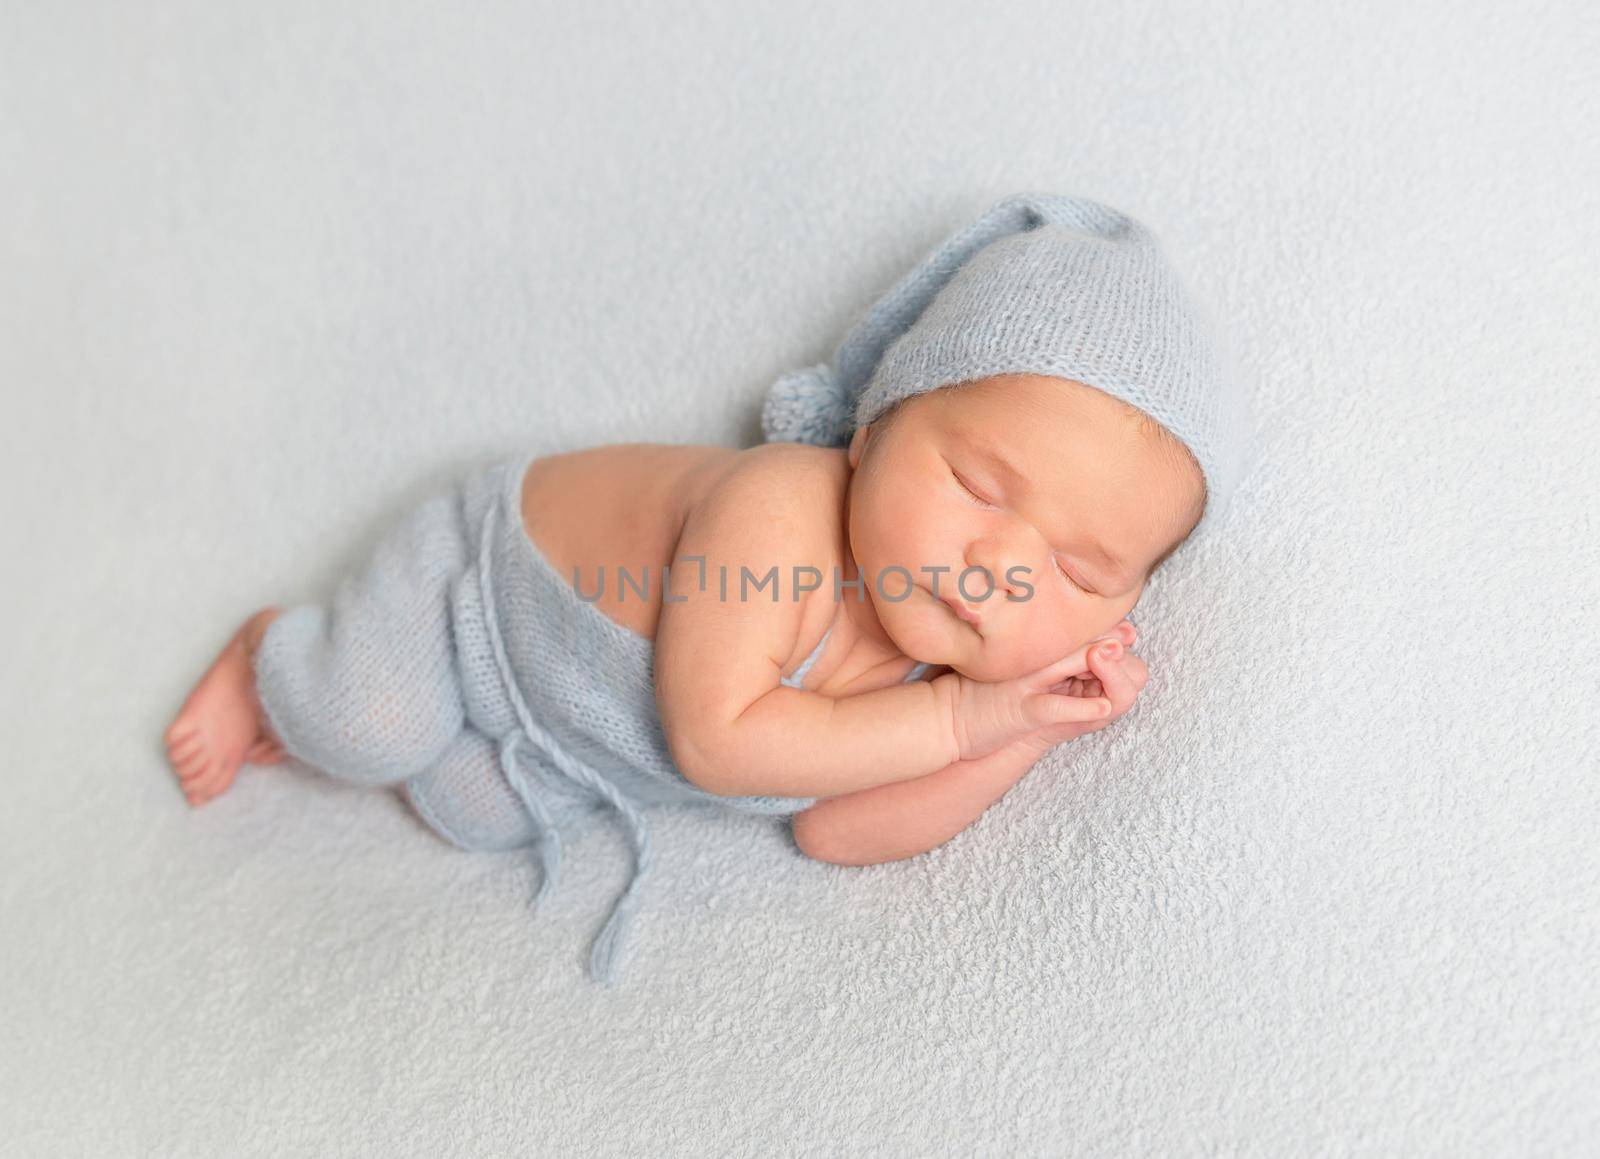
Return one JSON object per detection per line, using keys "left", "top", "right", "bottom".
{"left": 962, "top": 561, "right": 1023, "bottom": 600}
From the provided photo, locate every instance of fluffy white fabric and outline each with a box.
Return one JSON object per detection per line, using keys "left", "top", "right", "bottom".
{"left": 2, "top": 0, "right": 1595, "bottom": 1154}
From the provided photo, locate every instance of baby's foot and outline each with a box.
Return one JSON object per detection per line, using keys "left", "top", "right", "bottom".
{"left": 164, "top": 607, "right": 285, "bottom": 807}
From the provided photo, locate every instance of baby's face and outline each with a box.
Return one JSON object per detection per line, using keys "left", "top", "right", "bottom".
{"left": 845, "top": 373, "right": 1204, "bottom": 682}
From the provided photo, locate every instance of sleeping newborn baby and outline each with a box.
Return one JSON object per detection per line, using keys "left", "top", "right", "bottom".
{"left": 163, "top": 192, "right": 1247, "bottom": 985}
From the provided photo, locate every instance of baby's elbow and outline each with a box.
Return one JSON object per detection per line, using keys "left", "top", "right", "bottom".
{"left": 666, "top": 725, "right": 739, "bottom": 797}
{"left": 813, "top": 843, "right": 927, "bottom": 868}
{"left": 666, "top": 708, "right": 780, "bottom": 798}
{"left": 790, "top": 809, "right": 845, "bottom": 863}
{"left": 789, "top": 810, "right": 906, "bottom": 867}
{"left": 681, "top": 759, "right": 737, "bottom": 797}
{"left": 790, "top": 807, "right": 949, "bottom": 866}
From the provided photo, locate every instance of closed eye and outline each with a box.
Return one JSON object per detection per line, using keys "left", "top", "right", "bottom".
{"left": 1054, "top": 556, "right": 1094, "bottom": 595}
{"left": 950, "top": 466, "right": 996, "bottom": 509}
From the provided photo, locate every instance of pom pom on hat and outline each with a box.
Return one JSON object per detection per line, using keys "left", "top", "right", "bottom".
{"left": 759, "top": 362, "right": 854, "bottom": 447}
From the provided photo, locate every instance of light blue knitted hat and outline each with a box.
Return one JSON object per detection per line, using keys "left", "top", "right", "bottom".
{"left": 760, "top": 192, "right": 1249, "bottom": 541}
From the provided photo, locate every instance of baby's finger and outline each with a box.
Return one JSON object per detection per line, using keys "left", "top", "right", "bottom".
{"left": 1026, "top": 634, "right": 1119, "bottom": 687}
{"left": 1088, "top": 641, "right": 1139, "bottom": 716}
{"left": 1024, "top": 689, "right": 1113, "bottom": 729}
{"left": 1050, "top": 674, "right": 1102, "bottom": 698}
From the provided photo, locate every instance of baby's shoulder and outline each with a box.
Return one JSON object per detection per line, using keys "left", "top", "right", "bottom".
{"left": 685, "top": 443, "right": 850, "bottom": 545}
{"left": 718, "top": 441, "right": 849, "bottom": 491}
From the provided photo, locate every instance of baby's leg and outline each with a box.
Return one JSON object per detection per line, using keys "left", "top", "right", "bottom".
{"left": 251, "top": 490, "right": 471, "bottom": 787}
{"left": 403, "top": 725, "right": 540, "bottom": 851}
{"left": 403, "top": 724, "right": 607, "bottom": 854}
{"left": 166, "top": 487, "right": 471, "bottom": 804}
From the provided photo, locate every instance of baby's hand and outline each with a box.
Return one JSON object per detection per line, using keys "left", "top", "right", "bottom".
{"left": 939, "top": 621, "right": 1140, "bottom": 763}
{"left": 1015, "top": 621, "right": 1148, "bottom": 756}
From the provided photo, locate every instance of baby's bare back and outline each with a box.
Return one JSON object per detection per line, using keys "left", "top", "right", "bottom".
{"left": 520, "top": 441, "right": 937, "bottom": 698}
{"left": 521, "top": 442, "right": 737, "bottom": 642}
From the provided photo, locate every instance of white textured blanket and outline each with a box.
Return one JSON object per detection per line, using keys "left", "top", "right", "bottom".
{"left": 2, "top": 0, "right": 1595, "bottom": 1154}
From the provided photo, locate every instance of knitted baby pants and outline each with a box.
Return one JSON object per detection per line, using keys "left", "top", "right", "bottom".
{"left": 250, "top": 453, "right": 814, "bottom": 985}
{"left": 251, "top": 457, "right": 599, "bottom": 852}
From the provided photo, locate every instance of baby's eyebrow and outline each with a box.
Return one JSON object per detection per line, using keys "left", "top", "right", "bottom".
{"left": 957, "top": 432, "right": 1133, "bottom": 589}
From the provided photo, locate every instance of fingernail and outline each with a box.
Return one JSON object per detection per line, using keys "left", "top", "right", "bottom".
{"left": 1099, "top": 643, "right": 1120, "bottom": 659}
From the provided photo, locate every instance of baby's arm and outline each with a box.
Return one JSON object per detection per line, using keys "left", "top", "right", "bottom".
{"left": 792, "top": 736, "right": 1050, "bottom": 865}
{"left": 654, "top": 447, "right": 961, "bottom": 799}
{"left": 792, "top": 627, "right": 1148, "bottom": 865}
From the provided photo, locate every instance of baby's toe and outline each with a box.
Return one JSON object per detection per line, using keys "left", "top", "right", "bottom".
{"left": 186, "top": 778, "right": 218, "bottom": 806}
{"left": 189, "top": 758, "right": 238, "bottom": 800}
{"left": 176, "top": 762, "right": 213, "bottom": 805}
{"left": 167, "top": 723, "right": 203, "bottom": 761}
{"left": 171, "top": 744, "right": 211, "bottom": 784}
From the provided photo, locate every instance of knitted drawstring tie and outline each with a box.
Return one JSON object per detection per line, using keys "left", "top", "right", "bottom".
{"left": 474, "top": 499, "right": 652, "bottom": 987}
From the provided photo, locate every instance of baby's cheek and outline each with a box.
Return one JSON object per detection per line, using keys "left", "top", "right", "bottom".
{"left": 1009, "top": 609, "right": 1084, "bottom": 670}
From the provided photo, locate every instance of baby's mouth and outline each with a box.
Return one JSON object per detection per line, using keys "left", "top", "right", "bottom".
{"left": 936, "top": 589, "right": 983, "bottom": 627}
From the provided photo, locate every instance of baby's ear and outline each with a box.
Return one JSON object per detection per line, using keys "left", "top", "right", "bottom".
{"left": 847, "top": 423, "right": 872, "bottom": 469}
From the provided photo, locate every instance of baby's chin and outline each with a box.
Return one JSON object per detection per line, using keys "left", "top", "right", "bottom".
{"left": 876, "top": 588, "right": 1003, "bottom": 678}
{"left": 872, "top": 585, "right": 956, "bottom": 649}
